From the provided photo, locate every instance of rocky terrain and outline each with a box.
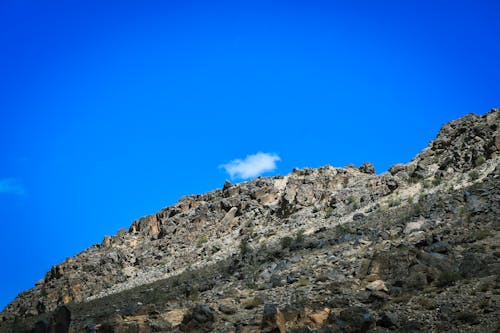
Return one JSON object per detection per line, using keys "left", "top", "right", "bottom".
{"left": 1, "top": 109, "right": 499, "bottom": 333}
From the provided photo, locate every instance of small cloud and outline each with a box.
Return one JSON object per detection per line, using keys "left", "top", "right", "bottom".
{"left": 0, "top": 178, "right": 26, "bottom": 196}
{"left": 220, "top": 152, "right": 281, "bottom": 179}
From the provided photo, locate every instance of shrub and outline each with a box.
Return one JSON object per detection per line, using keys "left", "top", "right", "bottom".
{"left": 388, "top": 196, "right": 401, "bottom": 208}
{"left": 324, "top": 206, "right": 334, "bottom": 218}
{"left": 297, "top": 278, "right": 310, "bottom": 287}
{"left": 474, "top": 155, "right": 486, "bottom": 167}
{"left": 240, "top": 239, "right": 252, "bottom": 256}
{"left": 197, "top": 235, "right": 208, "bottom": 247}
{"left": 435, "top": 271, "right": 461, "bottom": 287}
{"left": 280, "top": 236, "right": 293, "bottom": 249}
{"left": 469, "top": 170, "right": 480, "bottom": 181}
{"left": 295, "top": 230, "right": 305, "bottom": 243}
{"left": 432, "top": 175, "right": 442, "bottom": 186}
{"left": 243, "top": 297, "right": 263, "bottom": 309}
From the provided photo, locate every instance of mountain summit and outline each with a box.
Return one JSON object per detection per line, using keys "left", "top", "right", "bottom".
{"left": 2, "top": 109, "right": 499, "bottom": 332}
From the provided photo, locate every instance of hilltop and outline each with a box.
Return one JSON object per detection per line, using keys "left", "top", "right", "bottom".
{"left": 1, "top": 109, "right": 499, "bottom": 332}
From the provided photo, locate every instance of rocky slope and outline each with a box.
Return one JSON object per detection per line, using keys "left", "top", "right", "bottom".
{"left": 1, "top": 109, "right": 499, "bottom": 333}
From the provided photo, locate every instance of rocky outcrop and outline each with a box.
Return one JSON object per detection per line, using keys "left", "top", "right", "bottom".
{"left": 1, "top": 108, "right": 499, "bottom": 333}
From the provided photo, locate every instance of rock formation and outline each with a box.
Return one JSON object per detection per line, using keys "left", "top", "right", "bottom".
{"left": 1, "top": 109, "right": 499, "bottom": 332}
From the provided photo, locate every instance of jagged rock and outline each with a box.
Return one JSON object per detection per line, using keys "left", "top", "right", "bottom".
{"left": 359, "top": 162, "right": 375, "bottom": 174}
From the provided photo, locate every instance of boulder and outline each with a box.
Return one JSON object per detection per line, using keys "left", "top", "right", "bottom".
{"left": 335, "top": 306, "right": 374, "bottom": 333}
{"left": 261, "top": 304, "right": 286, "bottom": 333}
{"left": 52, "top": 306, "right": 71, "bottom": 333}
{"left": 180, "top": 305, "right": 216, "bottom": 332}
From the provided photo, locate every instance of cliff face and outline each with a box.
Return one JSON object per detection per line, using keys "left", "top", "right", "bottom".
{"left": 1, "top": 109, "right": 499, "bottom": 333}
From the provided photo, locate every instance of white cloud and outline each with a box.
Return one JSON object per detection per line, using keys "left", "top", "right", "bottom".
{"left": 220, "top": 152, "right": 281, "bottom": 179}
{"left": 0, "top": 178, "right": 26, "bottom": 196}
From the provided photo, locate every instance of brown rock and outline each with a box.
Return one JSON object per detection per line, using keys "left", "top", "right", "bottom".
{"left": 308, "top": 307, "right": 330, "bottom": 326}
{"left": 366, "top": 280, "right": 388, "bottom": 293}
{"left": 161, "top": 309, "right": 187, "bottom": 329}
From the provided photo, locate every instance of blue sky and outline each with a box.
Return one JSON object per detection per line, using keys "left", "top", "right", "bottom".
{"left": 0, "top": 0, "right": 498, "bottom": 310}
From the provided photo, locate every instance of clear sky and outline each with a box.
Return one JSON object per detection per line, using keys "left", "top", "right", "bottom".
{"left": 0, "top": 0, "right": 498, "bottom": 310}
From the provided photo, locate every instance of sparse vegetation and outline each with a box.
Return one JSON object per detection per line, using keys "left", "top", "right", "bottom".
{"left": 324, "top": 206, "right": 334, "bottom": 218}
{"left": 197, "top": 235, "right": 208, "bottom": 246}
{"left": 240, "top": 239, "right": 252, "bottom": 256}
{"left": 242, "top": 297, "right": 263, "bottom": 309}
{"left": 415, "top": 296, "right": 436, "bottom": 310}
{"left": 346, "top": 195, "right": 359, "bottom": 209}
{"left": 435, "top": 271, "right": 461, "bottom": 287}
{"left": 297, "top": 278, "right": 310, "bottom": 287}
{"left": 388, "top": 196, "right": 402, "bottom": 208}
{"left": 432, "top": 175, "right": 442, "bottom": 186}
{"left": 469, "top": 170, "right": 480, "bottom": 181}
{"left": 474, "top": 155, "right": 486, "bottom": 167}
{"left": 295, "top": 229, "right": 305, "bottom": 243}
{"left": 280, "top": 236, "right": 293, "bottom": 249}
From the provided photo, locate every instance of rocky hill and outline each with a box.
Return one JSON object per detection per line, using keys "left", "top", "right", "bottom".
{"left": 1, "top": 109, "right": 499, "bottom": 333}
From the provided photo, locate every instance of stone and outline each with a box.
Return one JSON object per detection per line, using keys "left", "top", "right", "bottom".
{"left": 427, "top": 241, "right": 450, "bottom": 254}
{"left": 180, "top": 305, "right": 216, "bottom": 332}
{"left": 32, "top": 320, "right": 49, "bottom": 333}
{"left": 336, "top": 306, "right": 374, "bottom": 333}
{"left": 161, "top": 309, "right": 187, "bottom": 329}
{"left": 52, "top": 306, "right": 71, "bottom": 333}
{"left": 1, "top": 109, "right": 499, "bottom": 333}
{"left": 377, "top": 312, "right": 399, "bottom": 328}
{"left": 359, "top": 162, "right": 375, "bottom": 174}
{"left": 366, "top": 280, "right": 388, "bottom": 293}
{"left": 261, "top": 304, "right": 286, "bottom": 333}
{"left": 308, "top": 307, "right": 330, "bottom": 326}
{"left": 404, "top": 219, "right": 426, "bottom": 234}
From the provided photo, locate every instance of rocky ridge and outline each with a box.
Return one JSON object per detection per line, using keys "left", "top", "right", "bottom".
{"left": 1, "top": 109, "right": 499, "bottom": 332}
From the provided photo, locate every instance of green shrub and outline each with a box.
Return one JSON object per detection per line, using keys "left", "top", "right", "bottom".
{"left": 324, "top": 206, "right": 334, "bottom": 218}
{"left": 280, "top": 236, "right": 293, "bottom": 249}
{"left": 469, "top": 170, "right": 480, "bottom": 181}
{"left": 240, "top": 239, "right": 252, "bottom": 256}
{"left": 295, "top": 230, "right": 305, "bottom": 243}
{"left": 197, "top": 235, "right": 208, "bottom": 246}
{"left": 297, "top": 278, "right": 310, "bottom": 287}
{"left": 474, "top": 155, "right": 486, "bottom": 167}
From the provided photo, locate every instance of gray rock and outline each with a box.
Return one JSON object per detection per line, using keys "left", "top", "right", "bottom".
{"left": 336, "top": 306, "right": 374, "bottom": 333}
{"left": 377, "top": 312, "right": 399, "bottom": 328}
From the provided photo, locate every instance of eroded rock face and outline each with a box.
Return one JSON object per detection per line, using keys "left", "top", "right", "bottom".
{"left": 1, "top": 108, "right": 499, "bottom": 333}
